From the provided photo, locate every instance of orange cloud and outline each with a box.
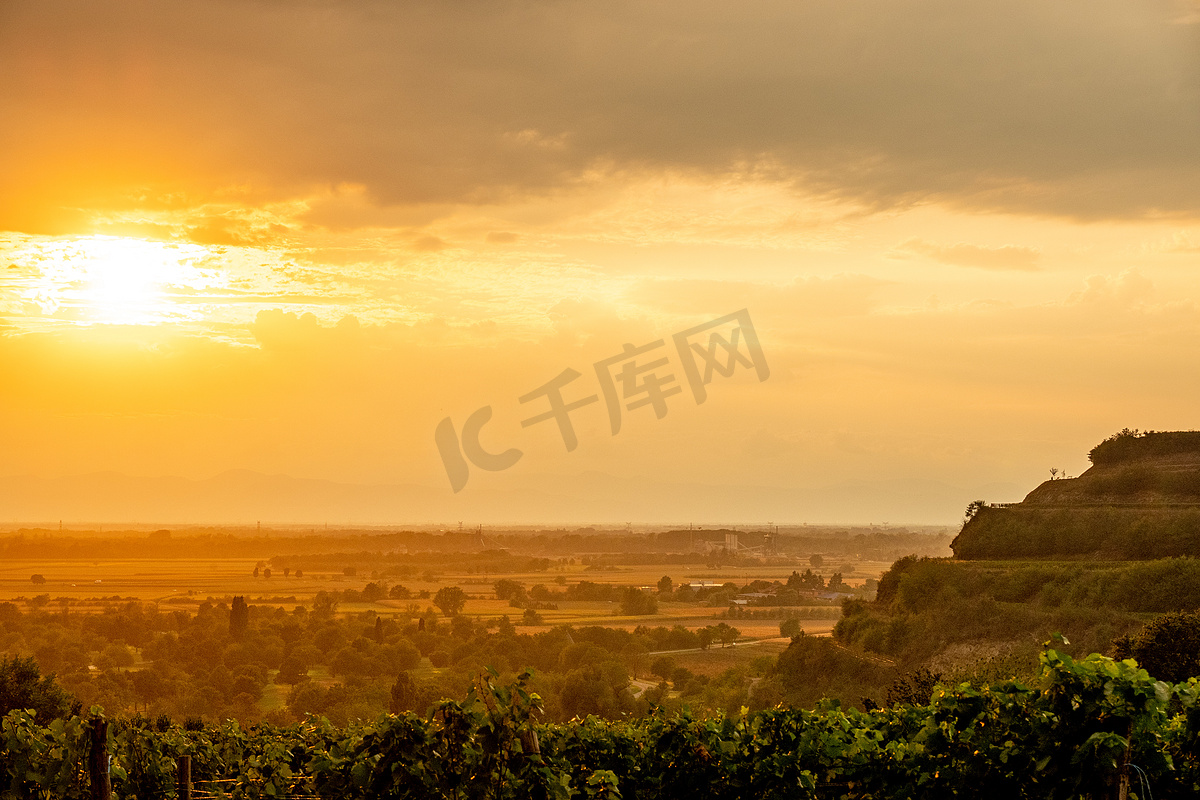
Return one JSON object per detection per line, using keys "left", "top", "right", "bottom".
{"left": 892, "top": 239, "right": 1042, "bottom": 271}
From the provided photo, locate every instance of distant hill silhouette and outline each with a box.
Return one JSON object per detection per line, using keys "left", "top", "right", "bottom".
{"left": 952, "top": 429, "right": 1200, "bottom": 559}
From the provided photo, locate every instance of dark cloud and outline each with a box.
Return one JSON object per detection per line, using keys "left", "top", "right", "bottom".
{"left": 1, "top": 0, "right": 1198, "bottom": 232}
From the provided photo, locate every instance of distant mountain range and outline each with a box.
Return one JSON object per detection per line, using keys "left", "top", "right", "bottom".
{"left": 0, "top": 469, "right": 1017, "bottom": 526}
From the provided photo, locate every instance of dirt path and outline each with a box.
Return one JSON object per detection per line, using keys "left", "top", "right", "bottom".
{"left": 647, "top": 633, "right": 828, "bottom": 657}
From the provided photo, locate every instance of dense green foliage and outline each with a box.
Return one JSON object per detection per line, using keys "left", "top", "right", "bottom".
{"left": 753, "top": 635, "right": 897, "bottom": 711}
{"left": 6, "top": 649, "right": 1200, "bottom": 799}
{"left": 1114, "top": 612, "right": 1200, "bottom": 684}
{"left": 952, "top": 506, "right": 1200, "bottom": 559}
{"left": 0, "top": 656, "right": 77, "bottom": 721}
{"left": 1089, "top": 429, "right": 1200, "bottom": 466}
{"left": 0, "top": 597, "right": 766, "bottom": 724}
{"left": 830, "top": 557, "right": 1190, "bottom": 667}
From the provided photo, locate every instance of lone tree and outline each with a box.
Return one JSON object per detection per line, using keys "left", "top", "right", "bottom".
{"left": 229, "top": 596, "right": 250, "bottom": 638}
{"left": 30, "top": 574, "right": 46, "bottom": 585}
{"left": 389, "top": 671, "right": 419, "bottom": 714}
{"left": 657, "top": 575, "right": 673, "bottom": 594}
{"left": 711, "top": 622, "right": 740, "bottom": 648}
{"left": 619, "top": 587, "right": 658, "bottom": 615}
{"left": 493, "top": 579, "right": 526, "bottom": 606}
{"left": 433, "top": 586, "right": 467, "bottom": 617}
{"left": 780, "top": 617, "right": 804, "bottom": 639}
{"left": 0, "top": 656, "right": 76, "bottom": 719}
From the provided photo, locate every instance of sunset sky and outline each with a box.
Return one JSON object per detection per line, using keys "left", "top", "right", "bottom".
{"left": 2, "top": 0, "right": 1199, "bottom": 524}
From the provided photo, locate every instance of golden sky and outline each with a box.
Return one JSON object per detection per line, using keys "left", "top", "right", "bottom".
{"left": 1, "top": 0, "right": 1199, "bottom": 524}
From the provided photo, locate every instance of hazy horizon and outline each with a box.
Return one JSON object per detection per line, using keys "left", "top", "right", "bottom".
{"left": 0, "top": 467, "right": 1012, "bottom": 527}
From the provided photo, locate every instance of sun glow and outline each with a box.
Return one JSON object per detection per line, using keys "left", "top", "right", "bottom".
{"left": 17, "top": 235, "right": 228, "bottom": 326}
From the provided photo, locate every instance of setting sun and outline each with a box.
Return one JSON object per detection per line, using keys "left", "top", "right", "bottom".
{"left": 17, "top": 235, "right": 225, "bottom": 326}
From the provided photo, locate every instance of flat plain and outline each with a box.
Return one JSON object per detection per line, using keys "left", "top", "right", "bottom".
{"left": 0, "top": 540, "right": 892, "bottom": 676}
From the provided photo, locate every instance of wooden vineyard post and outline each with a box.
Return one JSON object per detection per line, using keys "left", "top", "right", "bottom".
{"left": 177, "top": 755, "right": 192, "bottom": 800}
{"left": 88, "top": 716, "right": 111, "bottom": 800}
{"left": 1115, "top": 720, "right": 1133, "bottom": 800}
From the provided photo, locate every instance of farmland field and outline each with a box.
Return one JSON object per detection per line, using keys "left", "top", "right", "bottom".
{"left": 0, "top": 525, "right": 948, "bottom": 722}
{"left": 0, "top": 552, "right": 876, "bottom": 641}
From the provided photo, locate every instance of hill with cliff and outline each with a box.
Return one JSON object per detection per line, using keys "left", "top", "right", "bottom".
{"left": 952, "top": 429, "right": 1200, "bottom": 559}
{"left": 827, "top": 430, "right": 1200, "bottom": 704}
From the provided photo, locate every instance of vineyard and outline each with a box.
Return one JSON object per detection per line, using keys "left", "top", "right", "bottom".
{"left": 4, "top": 644, "right": 1200, "bottom": 799}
